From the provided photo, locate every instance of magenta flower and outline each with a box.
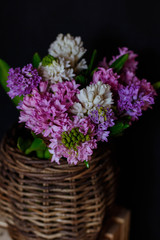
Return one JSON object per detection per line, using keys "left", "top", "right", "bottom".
{"left": 7, "top": 64, "right": 41, "bottom": 98}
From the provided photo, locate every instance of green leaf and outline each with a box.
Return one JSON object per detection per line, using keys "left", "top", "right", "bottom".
{"left": 90, "top": 67, "right": 98, "bottom": 77}
{"left": 31, "top": 131, "right": 41, "bottom": 139}
{"left": 153, "top": 81, "right": 160, "bottom": 90}
{"left": 25, "top": 138, "right": 46, "bottom": 155}
{"left": 110, "top": 121, "right": 130, "bottom": 136}
{"left": 42, "top": 55, "right": 55, "bottom": 67}
{"left": 12, "top": 95, "right": 23, "bottom": 106}
{"left": 0, "top": 59, "right": 23, "bottom": 106}
{"left": 17, "top": 137, "right": 32, "bottom": 152}
{"left": 32, "top": 52, "right": 41, "bottom": 68}
{"left": 110, "top": 53, "right": 129, "bottom": 73}
{"left": 75, "top": 75, "right": 86, "bottom": 85}
{"left": 44, "top": 148, "right": 52, "bottom": 159}
{"left": 17, "top": 134, "right": 51, "bottom": 159}
{"left": 0, "top": 59, "right": 10, "bottom": 93}
{"left": 36, "top": 150, "right": 44, "bottom": 159}
{"left": 84, "top": 160, "right": 90, "bottom": 169}
{"left": 86, "top": 49, "right": 97, "bottom": 75}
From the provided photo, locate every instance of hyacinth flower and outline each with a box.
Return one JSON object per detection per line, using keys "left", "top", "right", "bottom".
{"left": 48, "top": 33, "right": 87, "bottom": 72}
{"left": 70, "top": 81, "right": 113, "bottom": 117}
{"left": 0, "top": 33, "right": 159, "bottom": 164}
{"left": 49, "top": 116, "right": 97, "bottom": 165}
{"left": 117, "top": 79, "right": 157, "bottom": 121}
{"left": 109, "top": 47, "right": 138, "bottom": 73}
{"left": 92, "top": 67, "right": 120, "bottom": 92}
{"left": 38, "top": 54, "right": 75, "bottom": 84}
{"left": 98, "top": 47, "right": 138, "bottom": 86}
{"left": 89, "top": 106, "right": 115, "bottom": 142}
{"left": 7, "top": 64, "right": 41, "bottom": 99}
{"left": 19, "top": 80, "right": 79, "bottom": 138}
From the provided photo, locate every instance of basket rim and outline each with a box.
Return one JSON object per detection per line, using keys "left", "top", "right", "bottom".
{"left": 1, "top": 125, "right": 111, "bottom": 167}
{"left": 0, "top": 126, "right": 112, "bottom": 180}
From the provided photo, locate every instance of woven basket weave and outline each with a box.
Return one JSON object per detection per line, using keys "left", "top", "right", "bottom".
{"left": 0, "top": 127, "right": 118, "bottom": 240}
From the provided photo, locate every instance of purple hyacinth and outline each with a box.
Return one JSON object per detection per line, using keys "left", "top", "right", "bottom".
{"left": 7, "top": 64, "right": 42, "bottom": 99}
{"left": 89, "top": 107, "right": 115, "bottom": 142}
{"left": 117, "top": 79, "right": 157, "bottom": 120}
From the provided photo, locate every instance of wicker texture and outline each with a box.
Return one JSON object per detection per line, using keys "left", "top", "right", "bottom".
{"left": 0, "top": 127, "right": 118, "bottom": 240}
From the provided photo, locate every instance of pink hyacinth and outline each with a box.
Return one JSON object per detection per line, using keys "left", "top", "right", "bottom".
{"left": 109, "top": 47, "right": 138, "bottom": 73}
{"left": 98, "top": 57, "right": 108, "bottom": 69}
{"left": 92, "top": 67, "right": 119, "bottom": 91}
{"left": 19, "top": 80, "right": 79, "bottom": 138}
{"left": 51, "top": 80, "right": 80, "bottom": 109}
{"left": 49, "top": 116, "right": 97, "bottom": 165}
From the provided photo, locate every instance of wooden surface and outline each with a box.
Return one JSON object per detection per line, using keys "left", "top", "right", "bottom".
{"left": 0, "top": 206, "right": 130, "bottom": 240}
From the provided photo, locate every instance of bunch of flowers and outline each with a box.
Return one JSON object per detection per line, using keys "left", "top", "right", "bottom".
{"left": 3, "top": 33, "right": 158, "bottom": 166}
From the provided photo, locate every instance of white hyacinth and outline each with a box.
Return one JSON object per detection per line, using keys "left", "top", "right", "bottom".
{"left": 38, "top": 57, "right": 75, "bottom": 84}
{"left": 48, "top": 33, "right": 87, "bottom": 72}
{"left": 70, "top": 81, "right": 113, "bottom": 117}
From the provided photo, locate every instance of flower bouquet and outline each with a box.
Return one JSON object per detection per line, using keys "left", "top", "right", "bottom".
{"left": 0, "top": 33, "right": 159, "bottom": 240}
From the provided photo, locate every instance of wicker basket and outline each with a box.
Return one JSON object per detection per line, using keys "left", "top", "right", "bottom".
{"left": 0, "top": 126, "right": 118, "bottom": 240}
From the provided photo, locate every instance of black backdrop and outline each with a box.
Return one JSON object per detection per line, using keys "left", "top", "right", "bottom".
{"left": 0, "top": 0, "right": 160, "bottom": 239}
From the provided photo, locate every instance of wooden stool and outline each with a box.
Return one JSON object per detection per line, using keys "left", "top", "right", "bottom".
{"left": 0, "top": 218, "right": 10, "bottom": 240}
{"left": 99, "top": 206, "right": 131, "bottom": 240}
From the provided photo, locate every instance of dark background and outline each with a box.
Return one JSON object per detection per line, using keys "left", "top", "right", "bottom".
{"left": 0, "top": 0, "right": 160, "bottom": 239}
